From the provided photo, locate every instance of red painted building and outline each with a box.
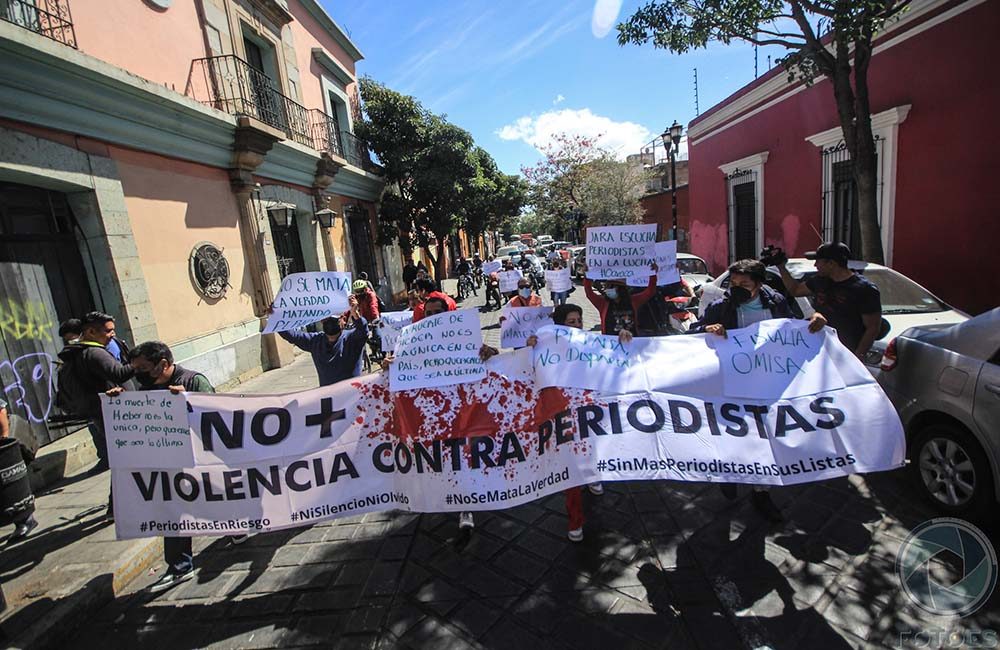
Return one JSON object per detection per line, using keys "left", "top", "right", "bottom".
{"left": 686, "top": 0, "right": 998, "bottom": 315}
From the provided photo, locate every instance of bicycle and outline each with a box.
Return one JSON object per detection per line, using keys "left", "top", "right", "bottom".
{"left": 361, "top": 322, "right": 385, "bottom": 374}
{"left": 457, "top": 273, "right": 477, "bottom": 301}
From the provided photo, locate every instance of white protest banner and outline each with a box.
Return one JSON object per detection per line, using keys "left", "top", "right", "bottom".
{"left": 500, "top": 306, "right": 554, "bottom": 349}
{"left": 627, "top": 240, "right": 680, "bottom": 287}
{"left": 482, "top": 260, "right": 503, "bottom": 275}
{"left": 498, "top": 270, "right": 523, "bottom": 293}
{"left": 716, "top": 319, "right": 846, "bottom": 399}
{"left": 586, "top": 224, "right": 657, "bottom": 281}
{"left": 109, "top": 323, "right": 903, "bottom": 540}
{"left": 263, "top": 272, "right": 351, "bottom": 333}
{"left": 545, "top": 268, "right": 572, "bottom": 293}
{"left": 379, "top": 310, "right": 413, "bottom": 355}
{"left": 101, "top": 392, "right": 193, "bottom": 468}
{"left": 390, "top": 308, "right": 485, "bottom": 391}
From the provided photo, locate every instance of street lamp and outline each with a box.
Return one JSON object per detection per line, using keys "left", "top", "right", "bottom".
{"left": 266, "top": 202, "right": 297, "bottom": 228}
{"left": 661, "top": 121, "right": 683, "bottom": 242}
{"left": 313, "top": 208, "right": 338, "bottom": 229}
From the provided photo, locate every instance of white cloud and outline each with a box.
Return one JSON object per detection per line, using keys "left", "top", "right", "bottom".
{"left": 553, "top": 94, "right": 565, "bottom": 105}
{"left": 591, "top": 0, "right": 623, "bottom": 38}
{"left": 496, "top": 108, "right": 653, "bottom": 160}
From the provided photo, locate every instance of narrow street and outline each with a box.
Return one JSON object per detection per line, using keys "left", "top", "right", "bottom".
{"left": 66, "top": 285, "right": 1000, "bottom": 649}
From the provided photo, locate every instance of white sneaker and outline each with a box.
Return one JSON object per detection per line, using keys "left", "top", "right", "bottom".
{"left": 588, "top": 483, "right": 604, "bottom": 496}
{"left": 458, "top": 512, "right": 475, "bottom": 529}
{"left": 229, "top": 533, "right": 255, "bottom": 545}
{"left": 567, "top": 527, "right": 584, "bottom": 542}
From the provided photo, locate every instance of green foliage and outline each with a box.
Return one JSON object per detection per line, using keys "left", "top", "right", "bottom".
{"left": 616, "top": 0, "right": 910, "bottom": 263}
{"left": 355, "top": 79, "right": 524, "bottom": 269}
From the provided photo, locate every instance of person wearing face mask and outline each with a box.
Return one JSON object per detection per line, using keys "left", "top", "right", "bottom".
{"left": 582, "top": 263, "right": 658, "bottom": 341}
{"left": 504, "top": 277, "right": 542, "bottom": 309}
{"left": 105, "top": 340, "right": 242, "bottom": 592}
{"left": 691, "top": 259, "right": 826, "bottom": 521}
{"left": 277, "top": 295, "right": 368, "bottom": 386}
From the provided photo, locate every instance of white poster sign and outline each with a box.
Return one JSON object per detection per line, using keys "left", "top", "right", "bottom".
{"left": 498, "top": 270, "right": 523, "bottom": 293}
{"left": 716, "top": 319, "right": 846, "bottom": 399}
{"left": 102, "top": 392, "right": 193, "bottom": 468}
{"left": 390, "top": 308, "right": 485, "bottom": 391}
{"left": 545, "top": 268, "right": 572, "bottom": 293}
{"left": 482, "top": 260, "right": 503, "bottom": 275}
{"left": 263, "top": 272, "right": 352, "bottom": 333}
{"left": 379, "top": 310, "right": 413, "bottom": 355}
{"left": 586, "top": 224, "right": 657, "bottom": 281}
{"left": 627, "top": 240, "right": 680, "bottom": 287}
{"left": 109, "top": 327, "right": 903, "bottom": 540}
{"left": 500, "top": 306, "right": 554, "bottom": 349}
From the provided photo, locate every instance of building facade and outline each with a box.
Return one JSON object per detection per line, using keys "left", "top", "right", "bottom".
{"left": 0, "top": 0, "right": 394, "bottom": 447}
{"left": 686, "top": 0, "right": 997, "bottom": 316}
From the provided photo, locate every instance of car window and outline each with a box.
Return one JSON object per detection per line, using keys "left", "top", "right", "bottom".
{"left": 677, "top": 259, "right": 709, "bottom": 275}
{"left": 799, "top": 269, "right": 948, "bottom": 315}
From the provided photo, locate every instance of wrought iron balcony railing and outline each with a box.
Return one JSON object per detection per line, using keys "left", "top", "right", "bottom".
{"left": 308, "top": 109, "right": 344, "bottom": 159}
{"left": 1, "top": 0, "right": 76, "bottom": 48}
{"left": 341, "top": 131, "right": 379, "bottom": 173}
{"left": 190, "top": 55, "right": 311, "bottom": 147}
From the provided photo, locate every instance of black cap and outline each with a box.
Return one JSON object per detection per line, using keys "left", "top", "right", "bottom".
{"left": 812, "top": 242, "right": 852, "bottom": 266}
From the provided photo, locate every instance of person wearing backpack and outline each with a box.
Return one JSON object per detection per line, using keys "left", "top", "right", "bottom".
{"left": 57, "top": 312, "right": 134, "bottom": 514}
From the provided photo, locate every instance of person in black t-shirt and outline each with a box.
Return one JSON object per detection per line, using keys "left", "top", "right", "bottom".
{"left": 777, "top": 242, "right": 882, "bottom": 359}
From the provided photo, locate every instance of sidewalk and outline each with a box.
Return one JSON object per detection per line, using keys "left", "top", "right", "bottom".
{"left": 0, "top": 354, "right": 320, "bottom": 649}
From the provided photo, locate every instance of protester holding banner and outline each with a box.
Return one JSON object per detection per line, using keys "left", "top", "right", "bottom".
{"left": 525, "top": 303, "right": 603, "bottom": 541}
{"left": 546, "top": 259, "right": 572, "bottom": 306}
{"left": 694, "top": 259, "right": 828, "bottom": 521}
{"left": 278, "top": 296, "right": 368, "bottom": 386}
{"left": 503, "top": 277, "right": 542, "bottom": 310}
{"left": 583, "top": 264, "right": 657, "bottom": 339}
{"left": 106, "top": 340, "right": 240, "bottom": 593}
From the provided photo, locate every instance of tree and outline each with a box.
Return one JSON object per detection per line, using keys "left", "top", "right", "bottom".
{"left": 521, "top": 134, "right": 652, "bottom": 240}
{"left": 462, "top": 147, "right": 527, "bottom": 253}
{"left": 355, "top": 79, "right": 481, "bottom": 279}
{"left": 618, "top": 0, "right": 911, "bottom": 263}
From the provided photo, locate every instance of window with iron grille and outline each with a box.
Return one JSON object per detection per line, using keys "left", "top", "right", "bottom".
{"left": 821, "top": 137, "right": 883, "bottom": 250}
{"left": 726, "top": 169, "right": 758, "bottom": 262}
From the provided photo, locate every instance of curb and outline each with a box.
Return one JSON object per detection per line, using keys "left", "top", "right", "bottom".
{"left": 5, "top": 537, "right": 162, "bottom": 650}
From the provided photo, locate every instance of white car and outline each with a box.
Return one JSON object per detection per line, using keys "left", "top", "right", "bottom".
{"left": 496, "top": 244, "right": 525, "bottom": 257}
{"left": 697, "top": 259, "right": 967, "bottom": 374}
{"left": 677, "top": 253, "right": 714, "bottom": 290}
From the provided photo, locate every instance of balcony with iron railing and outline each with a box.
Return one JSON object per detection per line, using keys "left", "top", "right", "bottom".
{"left": 190, "top": 54, "right": 312, "bottom": 148}
{"left": 1, "top": 0, "right": 76, "bottom": 47}
{"left": 190, "top": 54, "right": 379, "bottom": 174}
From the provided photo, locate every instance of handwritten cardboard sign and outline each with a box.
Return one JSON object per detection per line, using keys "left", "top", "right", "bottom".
{"left": 716, "top": 319, "right": 845, "bottom": 399}
{"left": 482, "top": 260, "right": 503, "bottom": 275}
{"left": 500, "top": 306, "right": 554, "bottom": 349}
{"left": 498, "top": 270, "right": 523, "bottom": 293}
{"left": 263, "top": 272, "right": 351, "bottom": 333}
{"left": 380, "top": 310, "right": 413, "bottom": 354}
{"left": 627, "top": 241, "right": 680, "bottom": 287}
{"left": 102, "top": 392, "right": 194, "bottom": 468}
{"left": 545, "top": 268, "right": 572, "bottom": 293}
{"left": 390, "top": 308, "right": 485, "bottom": 391}
{"left": 586, "top": 224, "right": 657, "bottom": 281}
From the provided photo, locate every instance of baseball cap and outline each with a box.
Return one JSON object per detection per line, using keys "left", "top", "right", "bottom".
{"left": 810, "top": 242, "right": 852, "bottom": 265}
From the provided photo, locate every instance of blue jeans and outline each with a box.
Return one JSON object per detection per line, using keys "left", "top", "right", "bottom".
{"left": 550, "top": 291, "right": 569, "bottom": 306}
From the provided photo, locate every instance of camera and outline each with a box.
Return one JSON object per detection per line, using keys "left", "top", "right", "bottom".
{"left": 759, "top": 245, "right": 788, "bottom": 267}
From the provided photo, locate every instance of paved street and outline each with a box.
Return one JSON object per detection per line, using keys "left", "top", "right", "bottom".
{"left": 69, "top": 284, "right": 999, "bottom": 649}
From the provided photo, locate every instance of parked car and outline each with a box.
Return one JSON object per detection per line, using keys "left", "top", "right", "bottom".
{"left": 877, "top": 308, "right": 1000, "bottom": 520}
{"left": 697, "top": 259, "right": 968, "bottom": 374}
{"left": 496, "top": 244, "right": 525, "bottom": 258}
{"left": 537, "top": 235, "right": 554, "bottom": 246}
{"left": 676, "top": 253, "right": 713, "bottom": 291}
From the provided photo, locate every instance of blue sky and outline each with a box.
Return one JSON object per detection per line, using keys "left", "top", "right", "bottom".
{"left": 325, "top": 0, "right": 787, "bottom": 175}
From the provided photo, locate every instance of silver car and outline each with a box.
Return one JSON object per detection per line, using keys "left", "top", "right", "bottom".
{"left": 877, "top": 308, "right": 1000, "bottom": 520}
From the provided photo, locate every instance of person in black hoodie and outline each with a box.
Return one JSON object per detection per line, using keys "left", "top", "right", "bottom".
{"left": 691, "top": 259, "right": 827, "bottom": 522}
{"left": 58, "top": 312, "right": 134, "bottom": 470}
{"left": 105, "top": 340, "right": 247, "bottom": 593}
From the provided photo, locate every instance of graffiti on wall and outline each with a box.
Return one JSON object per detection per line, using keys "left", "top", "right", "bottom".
{"left": 0, "top": 299, "right": 54, "bottom": 342}
{"left": 0, "top": 352, "right": 55, "bottom": 424}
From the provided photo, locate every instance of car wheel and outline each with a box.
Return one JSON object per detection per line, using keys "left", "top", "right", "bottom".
{"left": 909, "top": 423, "right": 995, "bottom": 521}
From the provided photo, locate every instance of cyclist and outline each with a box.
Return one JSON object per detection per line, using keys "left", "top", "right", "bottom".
{"left": 350, "top": 279, "right": 382, "bottom": 359}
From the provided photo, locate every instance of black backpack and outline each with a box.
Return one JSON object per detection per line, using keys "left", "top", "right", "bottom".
{"left": 56, "top": 352, "right": 92, "bottom": 417}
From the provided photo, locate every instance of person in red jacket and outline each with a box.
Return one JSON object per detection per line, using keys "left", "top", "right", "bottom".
{"left": 350, "top": 280, "right": 381, "bottom": 322}
{"left": 583, "top": 263, "right": 658, "bottom": 339}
